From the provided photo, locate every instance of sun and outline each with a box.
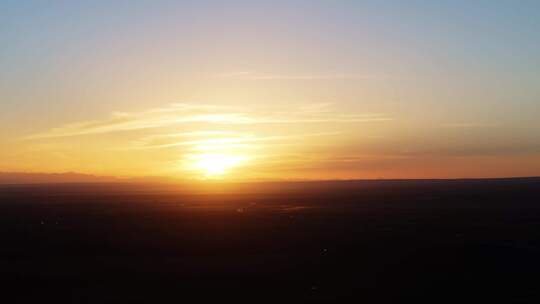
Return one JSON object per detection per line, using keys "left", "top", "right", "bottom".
{"left": 191, "top": 153, "right": 246, "bottom": 177}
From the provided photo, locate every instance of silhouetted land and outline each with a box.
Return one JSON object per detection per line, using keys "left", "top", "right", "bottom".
{"left": 1, "top": 178, "right": 540, "bottom": 303}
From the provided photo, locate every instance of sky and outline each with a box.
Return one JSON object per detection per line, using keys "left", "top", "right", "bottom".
{"left": 1, "top": 0, "right": 539, "bottom": 180}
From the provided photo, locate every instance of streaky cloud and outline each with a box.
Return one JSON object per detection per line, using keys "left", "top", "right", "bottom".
{"left": 24, "top": 103, "right": 392, "bottom": 139}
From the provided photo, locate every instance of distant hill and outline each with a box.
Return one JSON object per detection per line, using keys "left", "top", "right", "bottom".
{"left": 0, "top": 172, "right": 120, "bottom": 184}
{"left": 0, "top": 172, "right": 538, "bottom": 186}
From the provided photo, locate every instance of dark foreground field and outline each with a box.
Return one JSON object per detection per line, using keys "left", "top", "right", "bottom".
{"left": 1, "top": 178, "right": 540, "bottom": 303}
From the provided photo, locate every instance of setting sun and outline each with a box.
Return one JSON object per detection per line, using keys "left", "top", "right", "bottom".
{"left": 191, "top": 153, "right": 246, "bottom": 177}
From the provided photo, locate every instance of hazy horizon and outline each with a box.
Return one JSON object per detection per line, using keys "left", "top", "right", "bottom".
{"left": 0, "top": 171, "right": 539, "bottom": 186}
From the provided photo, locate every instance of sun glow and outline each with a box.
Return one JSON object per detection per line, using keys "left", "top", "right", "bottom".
{"left": 191, "top": 153, "right": 246, "bottom": 177}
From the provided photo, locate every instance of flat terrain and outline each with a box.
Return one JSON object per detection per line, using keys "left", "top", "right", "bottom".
{"left": 1, "top": 178, "right": 539, "bottom": 303}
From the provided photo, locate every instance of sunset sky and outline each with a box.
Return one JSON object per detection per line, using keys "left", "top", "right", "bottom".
{"left": 1, "top": 1, "right": 540, "bottom": 180}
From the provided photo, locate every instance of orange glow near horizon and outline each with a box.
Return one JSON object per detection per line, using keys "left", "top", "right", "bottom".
{"left": 2, "top": 101, "right": 540, "bottom": 181}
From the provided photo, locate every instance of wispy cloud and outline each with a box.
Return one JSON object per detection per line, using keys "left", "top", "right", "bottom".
{"left": 21, "top": 102, "right": 390, "bottom": 178}
{"left": 215, "top": 71, "right": 376, "bottom": 81}
{"left": 442, "top": 122, "right": 499, "bottom": 128}
{"left": 133, "top": 131, "right": 341, "bottom": 150}
{"left": 25, "top": 103, "right": 392, "bottom": 139}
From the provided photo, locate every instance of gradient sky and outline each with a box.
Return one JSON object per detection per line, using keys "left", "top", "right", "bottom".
{"left": 1, "top": 0, "right": 539, "bottom": 180}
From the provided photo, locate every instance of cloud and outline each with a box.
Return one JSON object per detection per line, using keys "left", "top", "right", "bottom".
{"left": 25, "top": 103, "right": 392, "bottom": 139}
{"left": 134, "top": 132, "right": 341, "bottom": 150}
{"left": 25, "top": 104, "right": 246, "bottom": 139}
{"left": 215, "top": 71, "right": 376, "bottom": 80}
{"left": 21, "top": 101, "right": 393, "bottom": 177}
{"left": 442, "top": 122, "right": 499, "bottom": 128}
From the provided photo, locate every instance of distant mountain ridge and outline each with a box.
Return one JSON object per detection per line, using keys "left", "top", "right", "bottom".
{"left": 0, "top": 172, "right": 538, "bottom": 185}
{"left": 0, "top": 172, "right": 120, "bottom": 184}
